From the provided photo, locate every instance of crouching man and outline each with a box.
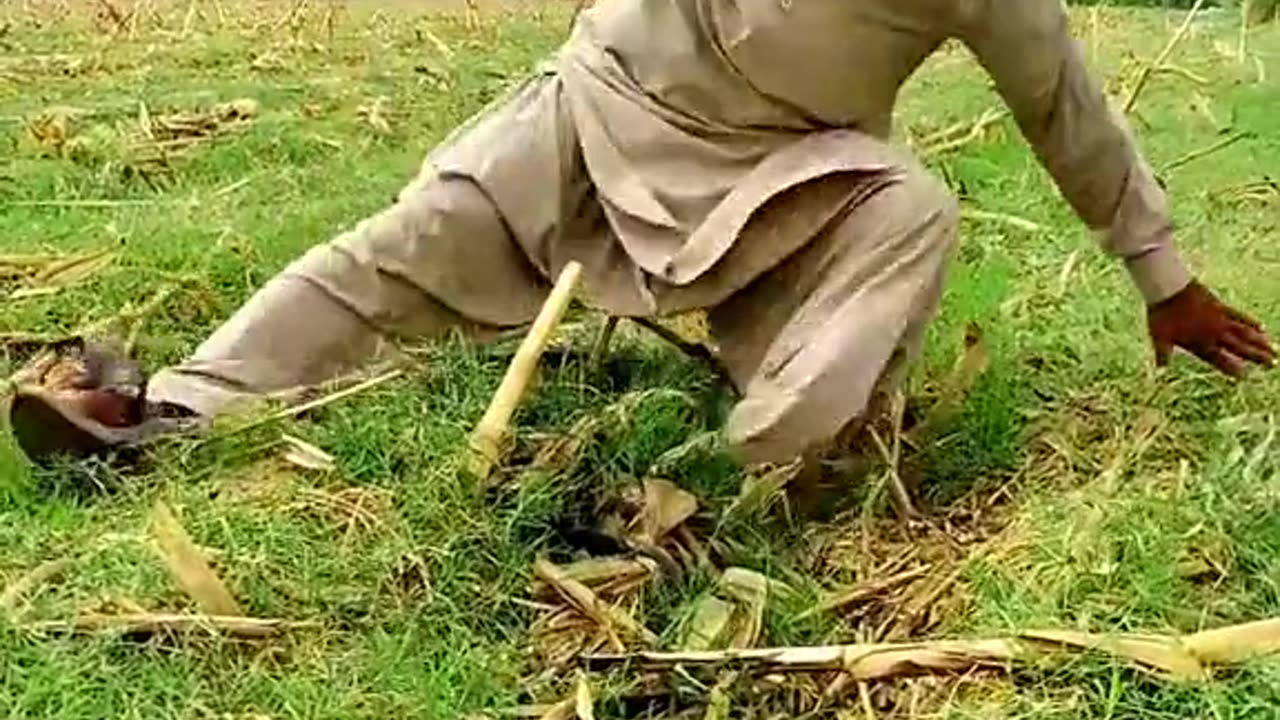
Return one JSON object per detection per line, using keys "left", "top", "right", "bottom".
{"left": 11, "top": 0, "right": 1273, "bottom": 467}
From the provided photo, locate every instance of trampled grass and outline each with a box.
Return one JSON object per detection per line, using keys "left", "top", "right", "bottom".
{"left": 2, "top": 2, "right": 1279, "bottom": 717}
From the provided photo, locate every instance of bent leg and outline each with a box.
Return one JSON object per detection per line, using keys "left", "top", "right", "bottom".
{"left": 144, "top": 65, "right": 641, "bottom": 418}
{"left": 711, "top": 159, "right": 960, "bottom": 465}
{"left": 147, "top": 174, "right": 551, "bottom": 417}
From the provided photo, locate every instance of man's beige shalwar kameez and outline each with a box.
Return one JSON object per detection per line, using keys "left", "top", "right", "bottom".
{"left": 147, "top": 0, "right": 1192, "bottom": 464}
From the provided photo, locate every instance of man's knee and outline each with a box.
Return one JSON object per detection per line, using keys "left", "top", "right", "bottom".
{"left": 816, "top": 160, "right": 959, "bottom": 273}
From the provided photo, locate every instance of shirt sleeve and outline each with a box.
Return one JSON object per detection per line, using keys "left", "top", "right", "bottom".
{"left": 954, "top": 0, "right": 1191, "bottom": 304}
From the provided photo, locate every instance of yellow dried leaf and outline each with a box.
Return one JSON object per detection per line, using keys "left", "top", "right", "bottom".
{"left": 150, "top": 501, "right": 243, "bottom": 617}
{"left": 11, "top": 248, "right": 117, "bottom": 299}
{"left": 535, "top": 699, "right": 575, "bottom": 720}
{"left": 280, "top": 434, "right": 335, "bottom": 472}
{"left": 536, "top": 557, "right": 653, "bottom": 596}
{"left": 357, "top": 96, "right": 394, "bottom": 135}
{"left": 631, "top": 478, "right": 698, "bottom": 542}
{"left": 533, "top": 558, "right": 656, "bottom": 649}
{"left": 25, "top": 109, "right": 74, "bottom": 154}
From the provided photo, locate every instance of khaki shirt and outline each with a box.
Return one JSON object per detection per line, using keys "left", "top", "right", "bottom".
{"left": 557, "top": 0, "right": 1190, "bottom": 305}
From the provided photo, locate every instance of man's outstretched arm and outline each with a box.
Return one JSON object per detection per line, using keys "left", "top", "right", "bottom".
{"left": 953, "top": 0, "right": 1273, "bottom": 375}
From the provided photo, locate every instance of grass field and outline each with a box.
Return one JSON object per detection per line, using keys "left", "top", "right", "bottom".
{"left": 3, "top": 2, "right": 1280, "bottom": 717}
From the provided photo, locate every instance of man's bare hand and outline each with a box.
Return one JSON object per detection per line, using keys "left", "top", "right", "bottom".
{"left": 1148, "top": 281, "right": 1275, "bottom": 378}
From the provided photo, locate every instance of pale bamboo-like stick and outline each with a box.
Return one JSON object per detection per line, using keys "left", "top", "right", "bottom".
{"left": 583, "top": 618, "right": 1280, "bottom": 681}
{"left": 26, "top": 613, "right": 317, "bottom": 639}
{"left": 467, "top": 261, "right": 583, "bottom": 480}
{"left": 584, "top": 639, "right": 1020, "bottom": 678}
{"left": 1122, "top": 0, "right": 1209, "bottom": 114}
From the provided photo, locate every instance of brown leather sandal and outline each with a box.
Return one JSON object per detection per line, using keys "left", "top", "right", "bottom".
{"left": 7, "top": 340, "right": 204, "bottom": 466}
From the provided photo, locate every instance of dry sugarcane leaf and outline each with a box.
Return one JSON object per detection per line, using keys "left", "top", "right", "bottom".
{"left": 356, "top": 96, "right": 394, "bottom": 135}
{"left": 797, "top": 566, "right": 930, "bottom": 621}
{"left": 534, "top": 557, "right": 655, "bottom": 597}
{"left": 530, "top": 414, "right": 602, "bottom": 472}
{"left": 631, "top": 478, "right": 698, "bottom": 543}
{"left": 627, "top": 538, "right": 683, "bottom": 579}
{"left": 536, "top": 629, "right": 594, "bottom": 670}
{"left": 508, "top": 705, "right": 562, "bottom": 719}
{"left": 842, "top": 641, "right": 1016, "bottom": 680}
{"left": 541, "top": 610, "right": 596, "bottom": 634}
{"left": 674, "top": 525, "right": 714, "bottom": 573}
{"left": 1184, "top": 618, "right": 1280, "bottom": 665}
{"left": 721, "top": 568, "right": 769, "bottom": 649}
{"left": 150, "top": 501, "right": 243, "bottom": 617}
{"left": 31, "top": 248, "right": 115, "bottom": 285}
{"left": 11, "top": 249, "right": 117, "bottom": 299}
{"left": 575, "top": 673, "right": 596, "bottom": 720}
{"left": 0, "top": 558, "right": 74, "bottom": 619}
{"left": 280, "top": 434, "right": 336, "bottom": 472}
{"left": 681, "top": 596, "right": 736, "bottom": 651}
{"left": 889, "top": 565, "right": 967, "bottom": 639}
{"left": 26, "top": 612, "right": 315, "bottom": 639}
{"left": 533, "top": 558, "right": 657, "bottom": 649}
{"left": 0, "top": 254, "right": 62, "bottom": 278}
{"left": 592, "top": 559, "right": 659, "bottom": 599}
{"left": 1020, "top": 629, "right": 1205, "bottom": 680}
{"left": 536, "top": 699, "right": 576, "bottom": 720}
{"left": 25, "top": 108, "right": 74, "bottom": 154}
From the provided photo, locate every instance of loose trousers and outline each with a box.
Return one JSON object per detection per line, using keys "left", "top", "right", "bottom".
{"left": 148, "top": 73, "right": 959, "bottom": 465}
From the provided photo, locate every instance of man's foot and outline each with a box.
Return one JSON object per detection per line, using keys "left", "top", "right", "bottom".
{"left": 9, "top": 387, "right": 204, "bottom": 466}
{"left": 7, "top": 340, "right": 205, "bottom": 466}
{"left": 786, "top": 393, "right": 929, "bottom": 519}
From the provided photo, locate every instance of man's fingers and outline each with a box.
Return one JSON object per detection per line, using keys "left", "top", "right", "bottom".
{"left": 1186, "top": 343, "right": 1247, "bottom": 378}
{"left": 1225, "top": 326, "right": 1277, "bottom": 367}
{"left": 1211, "top": 348, "right": 1249, "bottom": 378}
{"left": 1226, "top": 306, "right": 1265, "bottom": 332}
{"left": 1153, "top": 337, "right": 1174, "bottom": 367}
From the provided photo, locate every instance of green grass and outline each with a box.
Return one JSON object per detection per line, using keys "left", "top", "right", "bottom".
{"left": 3, "top": 3, "right": 1280, "bottom": 717}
